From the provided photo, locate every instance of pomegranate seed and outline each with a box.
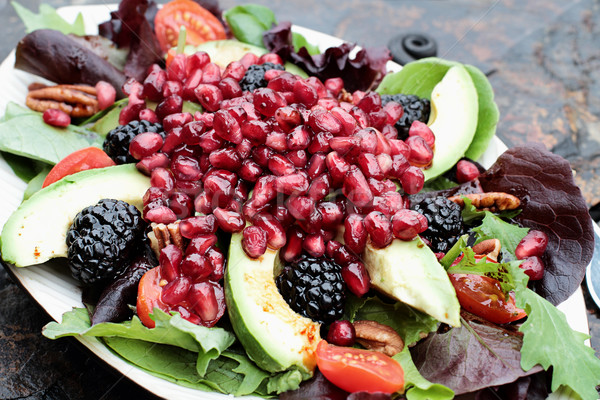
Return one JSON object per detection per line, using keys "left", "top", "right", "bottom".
{"left": 242, "top": 225, "right": 268, "bottom": 258}
{"left": 198, "top": 129, "right": 225, "bottom": 152}
{"left": 181, "top": 254, "right": 212, "bottom": 281}
{"left": 122, "top": 78, "right": 143, "bottom": 97}
{"left": 400, "top": 166, "right": 425, "bottom": 195}
{"left": 286, "top": 150, "right": 308, "bottom": 168}
{"left": 186, "top": 234, "right": 218, "bottom": 256}
{"left": 389, "top": 139, "right": 410, "bottom": 158}
{"left": 206, "top": 247, "right": 225, "bottom": 281}
{"left": 194, "top": 191, "right": 213, "bottom": 214}
{"left": 303, "top": 232, "right": 325, "bottom": 258}
{"left": 308, "top": 108, "right": 342, "bottom": 135}
{"left": 286, "top": 125, "right": 311, "bottom": 150}
{"left": 325, "top": 240, "right": 342, "bottom": 259}
{"left": 330, "top": 136, "right": 360, "bottom": 155}
{"left": 139, "top": 108, "right": 159, "bottom": 123}
{"left": 136, "top": 152, "right": 170, "bottom": 175}
{"left": 213, "top": 208, "right": 245, "bottom": 232}
{"left": 305, "top": 77, "right": 328, "bottom": 98}
{"left": 253, "top": 88, "right": 287, "bottom": 117}
{"left": 253, "top": 212, "right": 287, "bottom": 249}
{"left": 169, "top": 192, "right": 193, "bottom": 219}
{"left": 161, "top": 128, "right": 184, "bottom": 154}
{"left": 239, "top": 159, "right": 263, "bottom": 182}
{"left": 307, "top": 173, "right": 332, "bottom": 202}
{"left": 307, "top": 131, "right": 333, "bottom": 154}
{"left": 242, "top": 199, "right": 268, "bottom": 220}
{"left": 343, "top": 166, "right": 374, "bottom": 208}
{"left": 95, "top": 81, "right": 116, "bottom": 110}
{"left": 175, "top": 179, "right": 203, "bottom": 197}
{"left": 156, "top": 95, "right": 183, "bottom": 121}
{"left": 375, "top": 130, "right": 392, "bottom": 154}
{"left": 43, "top": 109, "right": 70, "bottom": 127}
{"left": 344, "top": 214, "right": 368, "bottom": 255}
{"left": 195, "top": 110, "right": 214, "bottom": 127}
{"left": 237, "top": 138, "right": 254, "bottom": 159}
{"left": 391, "top": 209, "right": 428, "bottom": 240}
{"left": 515, "top": 230, "right": 549, "bottom": 259}
{"left": 268, "top": 153, "right": 296, "bottom": 176}
{"left": 326, "top": 151, "right": 351, "bottom": 187}
{"left": 297, "top": 209, "right": 323, "bottom": 234}
{"left": 348, "top": 106, "right": 369, "bottom": 129}
{"left": 129, "top": 132, "right": 163, "bottom": 160}
{"left": 306, "top": 153, "right": 327, "bottom": 180}
{"left": 186, "top": 52, "right": 210, "bottom": 75}
{"left": 376, "top": 153, "right": 393, "bottom": 176}
{"left": 218, "top": 77, "right": 243, "bottom": 99}
{"left": 281, "top": 226, "right": 305, "bottom": 262}
{"left": 222, "top": 60, "right": 246, "bottom": 80}
{"left": 332, "top": 243, "right": 358, "bottom": 267}
{"left": 293, "top": 79, "right": 318, "bottom": 107}
{"left": 200, "top": 62, "right": 221, "bottom": 85}
{"left": 151, "top": 167, "right": 175, "bottom": 190}
{"left": 144, "top": 204, "right": 177, "bottom": 224}
{"left": 259, "top": 53, "right": 283, "bottom": 65}
{"left": 456, "top": 160, "right": 481, "bottom": 183}
{"left": 163, "top": 113, "right": 194, "bottom": 132}
{"left": 357, "top": 153, "right": 384, "bottom": 180}
{"left": 383, "top": 101, "right": 403, "bottom": 125}
{"left": 171, "top": 155, "right": 202, "bottom": 181}
{"left": 267, "top": 71, "right": 297, "bottom": 90}
{"left": 324, "top": 78, "right": 344, "bottom": 96}
{"left": 142, "top": 67, "right": 166, "bottom": 101}
{"left": 318, "top": 201, "right": 345, "bottom": 229}
{"left": 286, "top": 195, "right": 316, "bottom": 221}
{"left": 188, "top": 281, "right": 221, "bottom": 322}
{"left": 368, "top": 110, "right": 387, "bottom": 130}
{"left": 356, "top": 128, "right": 378, "bottom": 154}
{"left": 330, "top": 107, "right": 358, "bottom": 136}
{"left": 159, "top": 244, "right": 182, "bottom": 281}
{"left": 357, "top": 92, "right": 382, "bottom": 113}
{"left": 327, "top": 320, "right": 355, "bottom": 346}
{"left": 275, "top": 172, "right": 309, "bottom": 195}
{"left": 180, "top": 120, "right": 204, "bottom": 145}
{"left": 239, "top": 52, "right": 259, "bottom": 69}
{"left": 406, "top": 135, "right": 434, "bottom": 167}
{"left": 409, "top": 120, "right": 435, "bottom": 149}
{"left": 204, "top": 171, "right": 236, "bottom": 208}
{"left": 519, "top": 256, "right": 545, "bottom": 281}
{"left": 250, "top": 175, "right": 277, "bottom": 207}
{"left": 242, "top": 120, "right": 271, "bottom": 144}
{"left": 167, "top": 54, "right": 187, "bottom": 82}
{"left": 342, "top": 261, "right": 371, "bottom": 297}
{"left": 209, "top": 147, "right": 242, "bottom": 171}
{"left": 364, "top": 211, "right": 393, "bottom": 248}
{"left": 161, "top": 276, "right": 192, "bottom": 305}
{"left": 265, "top": 69, "right": 286, "bottom": 81}
{"left": 265, "top": 130, "right": 288, "bottom": 152}
{"left": 272, "top": 204, "right": 294, "bottom": 227}
{"left": 390, "top": 154, "right": 410, "bottom": 179}
{"left": 179, "top": 214, "right": 217, "bottom": 239}
{"left": 163, "top": 80, "right": 183, "bottom": 98}
{"left": 195, "top": 84, "right": 223, "bottom": 112}
{"left": 213, "top": 109, "right": 243, "bottom": 144}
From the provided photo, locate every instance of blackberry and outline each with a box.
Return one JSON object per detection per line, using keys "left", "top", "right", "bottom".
{"left": 381, "top": 94, "right": 431, "bottom": 140}
{"left": 66, "top": 199, "right": 146, "bottom": 285}
{"left": 276, "top": 255, "right": 345, "bottom": 324}
{"left": 103, "top": 120, "right": 165, "bottom": 164}
{"left": 239, "top": 62, "right": 285, "bottom": 92}
{"left": 411, "top": 196, "right": 465, "bottom": 253}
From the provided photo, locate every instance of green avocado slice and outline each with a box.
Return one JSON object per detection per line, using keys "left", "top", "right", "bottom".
{"left": 0, "top": 164, "right": 150, "bottom": 267}
{"left": 225, "top": 231, "right": 320, "bottom": 377}
{"left": 363, "top": 238, "right": 461, "bottom": 327}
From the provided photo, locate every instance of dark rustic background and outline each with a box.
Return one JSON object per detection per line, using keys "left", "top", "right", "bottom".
{"left": 1, "top": 0, "right": 599, "bottom": 398}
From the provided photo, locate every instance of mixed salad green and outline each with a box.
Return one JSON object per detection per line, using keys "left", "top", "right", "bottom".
{"left": 0, "top": 1, "right": 599, "bottom": 400}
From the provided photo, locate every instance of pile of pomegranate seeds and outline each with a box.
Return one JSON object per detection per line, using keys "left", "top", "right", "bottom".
{"left": 125, "top": 50, "right": 435, "bottom": 302}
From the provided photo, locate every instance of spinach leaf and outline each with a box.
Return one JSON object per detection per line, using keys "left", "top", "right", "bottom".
{"left": 0, "top": 151, "right": 49, "bottom": 182}
{"left": 224, "top": 4, "right": 276, "bottom": 47}
{"left": 11, "top": 1, "right": 85, "bottom": 35}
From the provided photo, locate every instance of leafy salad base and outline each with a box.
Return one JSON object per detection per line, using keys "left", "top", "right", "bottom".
{"left": 0, "top": 4, "right": 595, "bottom": 400}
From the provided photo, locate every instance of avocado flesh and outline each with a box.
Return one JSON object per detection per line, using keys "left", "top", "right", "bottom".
{"left": 225, "top": 231, "right": 320, "bottom": 376}
{"left": 363, "top": 237, "right": 461, "bottom": 327}
{"left": 424, "top": 65, "right": 479, "bottom": 181}
{"left": 1, "top": 164, "right": 150, "bottom": 267}
{"left": 184, "top": 40, "right": 308, "bottom": 77}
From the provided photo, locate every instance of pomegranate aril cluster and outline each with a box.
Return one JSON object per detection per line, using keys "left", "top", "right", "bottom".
{"left": 121, "top": 50, "right": 435, "bottom": 308}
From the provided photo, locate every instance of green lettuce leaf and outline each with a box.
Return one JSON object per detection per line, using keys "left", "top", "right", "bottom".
{"left": 12, "top": 1, "right": 85, "bottom": 35}
{"left": 394, "top": 347, "right": 454, "bottom": 400}
{"left": 516, "top": 289, "right": 600, "bottom": 400}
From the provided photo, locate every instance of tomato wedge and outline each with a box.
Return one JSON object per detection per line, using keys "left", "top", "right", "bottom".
{"left": 449, "top": 273, "right": 527, "bottom": 324}
{"left": 42, "top": 147, "right": 115, "bottom": 188}
{"left": 154, "top": 0, "right": 227, "bottom": 53}
{"left": 315, "top": 340, "right": 404, "bottom": 394}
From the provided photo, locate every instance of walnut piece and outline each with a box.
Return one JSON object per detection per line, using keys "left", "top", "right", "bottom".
{"left": 148, "top": 221, "right": 183, "bottom": 257}
{"left": 448, "top": 192, "right": 521, "bottom": 212}
{"left": 353, "top": 320, "right": 404, "bottom": 357}
{"left": 472, "top": 238, "right": 501, "bottom": 262}
{"left": 26, "top": 84, "right": 99, "bottom": 117}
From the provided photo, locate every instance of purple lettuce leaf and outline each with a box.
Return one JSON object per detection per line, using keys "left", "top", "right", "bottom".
{"left": 263, "top": 22, "right": 391, "bottom": 92}
{"left": 478, "top": 143, "right": 595, "bottom": 305}
{"left": 411, "top": 312, "right": 542, "bottom": 395}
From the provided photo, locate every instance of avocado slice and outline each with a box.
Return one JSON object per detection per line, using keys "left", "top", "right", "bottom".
{"left": 1, "top": 164, "right": 150, "bottom": 267}
{"left": 184, "top": 40, "right": 308, "bottom": 77}
{"left": 225, "top": 231, "right": 320, "bottom": 377}
{"left": 363, "top": 237, "right": 461, "bottom": 327}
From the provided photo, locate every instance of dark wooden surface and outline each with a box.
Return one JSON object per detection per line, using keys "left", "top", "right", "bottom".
{"left": 0, "top": 0, "right": 599, "bottom": 398}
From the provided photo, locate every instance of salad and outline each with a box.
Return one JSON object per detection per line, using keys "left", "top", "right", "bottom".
{"left": 0, "top": 1, "right": 599, "bottom": 399}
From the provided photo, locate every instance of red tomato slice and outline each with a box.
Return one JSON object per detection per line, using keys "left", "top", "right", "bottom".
{"left": 449, "top": 273, "right": 527, "bottom": 324}
{"left": 136, "top": 267, "right": 168, "bottom": 328}
{"left": 154, "top": 0, "right": 227, "bottom": 53}
{"left": 42, "top": 147, "right": 115, "bottom": 188}
{"left": 315, "top": 340, "right": 404, "bottom": 394}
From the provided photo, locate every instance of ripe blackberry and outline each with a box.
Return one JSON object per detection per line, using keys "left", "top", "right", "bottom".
{"left": 410, "top": 196, "right": 465, "bottom": 253}
{"left": 239, "top": 62, "right": 285, "bottom": 92}
{"left": 381, "top": 94, "right": 431, "bottom": 140}
{"left": 66, "top": 199, "right": 146, "bottom": 285}
{"left": 276, "top": 254, "right": 345, "bottom": 324}
{"left": 103, "top": 120, "right": 165, "bottom": 164}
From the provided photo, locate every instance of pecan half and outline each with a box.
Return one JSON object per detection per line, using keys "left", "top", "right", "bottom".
{"left": 448, "top": 192, "right": 521, "bottom": 212}
{"left": 26, "top": 84, "right": 99, "bottom": 117}
{"left": 472, "top": 238, "right": 501, "bottom": 262}
{"left": 353, "top": 320, "right": 404, "bottom": 357}
{"left": 148, "top": 221, "right": 183, "bottom": 257}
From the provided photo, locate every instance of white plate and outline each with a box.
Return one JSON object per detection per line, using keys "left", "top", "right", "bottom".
{"left": 0, "top": 4, "right": 591, "bottom": 400}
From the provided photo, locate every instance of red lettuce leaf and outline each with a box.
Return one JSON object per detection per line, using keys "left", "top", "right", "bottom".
{"left": 411, "top": 312, "right": 542, "bottom": 395}
{"left": 478, "top": 143, "right": 594, "bottom": 305}
{"left": 263, "top": 22, "right": 391, "bottom": 92}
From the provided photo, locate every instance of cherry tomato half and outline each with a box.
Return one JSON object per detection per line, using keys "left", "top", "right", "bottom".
{"left": 449, "top": 272, "right": 527, "bottom": 324}
{"left": 315, "top": 340, "right": 404, "bottom": 394}
{"left": 137, "top": 266, "right": 226, "bottom": 328}
{"left": 154, "top": 0, "right": 227, "bottom": 53}
{"left": 42, "top": 147, "right": 115, "bottom": 188}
